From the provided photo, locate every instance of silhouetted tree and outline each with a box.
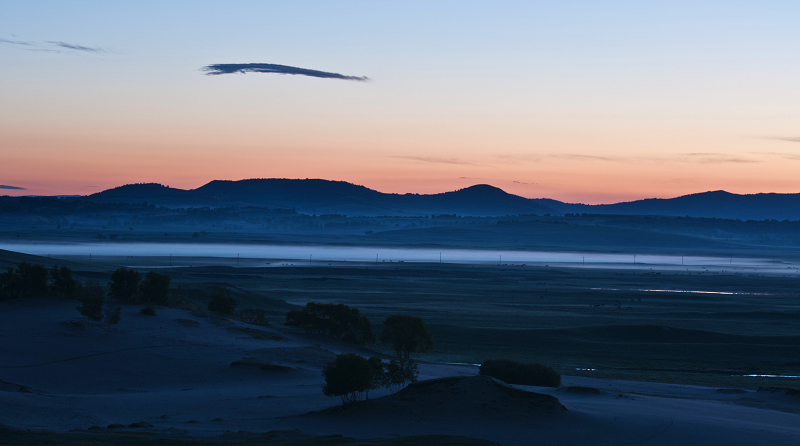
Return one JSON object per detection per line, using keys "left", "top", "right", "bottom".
{"left": 379, "top": 314, "right": 434, "bottom": 359}
{"left": 108, "top": 268, "right": 141, "bottom": 303}
{"left": 382, "top": 359, "right": 418, "bottom": 393}
{"left": 0, "top": 262, "right": 50, "bottom": 300}
{"left": 285, "top": 302, "right": 375, "bottom": 346}
{"left": 322, "top": 353, "right": 372, "bottom": 405}
{"left": 49, "top": 265, "right": 76, "bottom": 299}
{"left": 208, "top": 288, "right": 236, "bottom": 316}
{"left": 366, "top": 356, "right": 385, "bottom": 399}
{"left": 139, "top": 271, "right": 170, "bottom": 306}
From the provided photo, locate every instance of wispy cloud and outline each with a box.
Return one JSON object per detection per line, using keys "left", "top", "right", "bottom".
{"left": 202, "top": 63, "right": 369, "bottom": 81}
{"left": 754, "top": 151, "right": 800, "bottom": 161}
{"left": 393, "top": 156, "right": 480, "bottom": 166}
{"left": 512, "top": 180, "right": 535, "bottom": 185}
{"left": 552, "top": 153, "right": 621, "bottom": 161}
{"left": 48, "top": 41, "right": 105, "bottom": 53}
{"left": 0, "top": 37, "right": 34, "bottom": 46}
{"left": 495, "top": 152, "right": 760, "bottom": 165}
{"left": 0, "top": 185, "right": 26, "bottom": 190}
{"left": 1, "top": 36, "right": 107, "bottom": 53}
{"left": 683, "top": 153, "right": 757, "bottom": 163}
{"left": 759, "top": 136, "right": 800, "bottom": 143}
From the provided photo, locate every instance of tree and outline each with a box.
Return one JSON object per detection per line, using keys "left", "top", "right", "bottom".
{"left": 108, "top": 268, "right": 141, "bottom": 303}
{"left": 322, "top": 353, "right": 372, "bottom": 405}
{"left": 0, "top": 262, "right": 50, "bottom": 300}
{"left": 139, "top": 271, "right": 170, "bottom": 306}
{"left": 382, "top": 358, "right": 418, "bottom": 393}
{"left": 379, "top": 314, "right": 434, "bottom": 359}
{"left": 208, "top": 288, "right": 236, "bottom": 316}
{"left": 366, "top": 356, "right": 385, "bottom": 399}
{"left": 285, "top": 302, "right": 376, "bottom": 346}
{"left": 49, "top": 265, "right": 76, "bottom": 299}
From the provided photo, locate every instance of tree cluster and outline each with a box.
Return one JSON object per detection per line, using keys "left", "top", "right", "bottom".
{"left": 479, "top": 359, "right": 561, "bottom": 388}
{"left": 285, "top": 302, "right": 376, "bottom": 346}
{"left": 108, "top": 268, "right": 171, "bottom": 305}
{"left": 322, "top": 353, "right": 418, "bottom": 405}
{"left": 0, "top": 262, "right": 76, "bottom": 301}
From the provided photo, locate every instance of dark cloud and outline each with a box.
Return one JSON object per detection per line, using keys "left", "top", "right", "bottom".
{"left": 48, "top": 41, "right": 105, "bottom": 53}
{"left": 202, "top": 63, "right": 369, "bottom": 81}
{"left": 0, "top": 185, "right": 26, "bottom": 190}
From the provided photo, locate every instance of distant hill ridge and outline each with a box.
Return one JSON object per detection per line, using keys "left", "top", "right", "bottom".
{"left": 87, "top": 178, "right": 800, "bottom": 220}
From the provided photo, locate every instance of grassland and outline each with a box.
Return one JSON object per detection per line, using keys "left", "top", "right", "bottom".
{"left": 5, "top": 245, "right": 796, "bottom": 390}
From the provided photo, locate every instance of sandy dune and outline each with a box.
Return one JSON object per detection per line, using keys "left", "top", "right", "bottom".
{"left": 1, "top": 299, "right": 799, "bottom": 445}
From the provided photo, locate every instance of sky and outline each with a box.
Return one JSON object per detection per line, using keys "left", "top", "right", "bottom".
{"left": 2, "top": 1, "right": 800, "bottom": 204}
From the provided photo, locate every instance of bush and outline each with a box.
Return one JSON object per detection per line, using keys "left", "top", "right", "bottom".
{"left": 285, "top": 302, "right": 375, "bottom": 346}
{"left": 239, "top": 308, "right": 268, "bottom": 326}
{"left": 140, "top": 306, "right": 156, "bottom": 316}
{"left": 479, "top": 359, "right": 561, "bottom": 388}
{"left": 77, "top": 287, "right": 105, "bottom": 321}
{"left": 379, "top": 314, "right": 434, "bottom": 359}
{"left": 208, "top": 288, "right": 236, "bottom": 316}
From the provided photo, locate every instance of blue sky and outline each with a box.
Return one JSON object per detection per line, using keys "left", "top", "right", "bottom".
{"left": 2, "top": 1, "right": 800, "bottom": 202}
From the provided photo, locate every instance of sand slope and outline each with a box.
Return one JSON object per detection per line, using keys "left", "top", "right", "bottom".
{"left": 2, "top": 299, "right": 799, "bottom": 445}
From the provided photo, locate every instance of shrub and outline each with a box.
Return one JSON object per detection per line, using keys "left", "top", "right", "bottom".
{"left": 239, "top": 308, "right": 268, "bottom": 326}
{"left": 285, "top": 302, "right": 375, "bottom": 346}
{"left": 379, "top": 314, "right": 434, "bottom": 359}
{"left": 77, "top": 282, "right": 105, "bottom": 321}
{"left": 208, "top": 288, "right": 236, "bottom": 316}
{"left": 479, "top": 359, "right": 561, "bottom": 388}
{"left": 140, "top": 306, "right": 156, "bottom": 316}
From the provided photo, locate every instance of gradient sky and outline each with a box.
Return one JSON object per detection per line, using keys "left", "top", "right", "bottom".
{"left": 2, "top": 1, "right": 800, "bottom": 204}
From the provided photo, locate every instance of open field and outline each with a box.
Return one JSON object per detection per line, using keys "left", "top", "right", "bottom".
{"left": 3, "top": 245, "right": 798, "bottom": 389}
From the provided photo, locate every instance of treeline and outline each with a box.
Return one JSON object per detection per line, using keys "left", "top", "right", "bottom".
{"left": 0, "top": 262, "right": 76, "bottom": 300}
{"left": 285, "top": 303, "right": 434, "bottom": 358}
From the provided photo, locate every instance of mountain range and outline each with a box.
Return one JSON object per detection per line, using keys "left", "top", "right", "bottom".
{"left": 84, "top": 179, "right": 800, "bottom": 221}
